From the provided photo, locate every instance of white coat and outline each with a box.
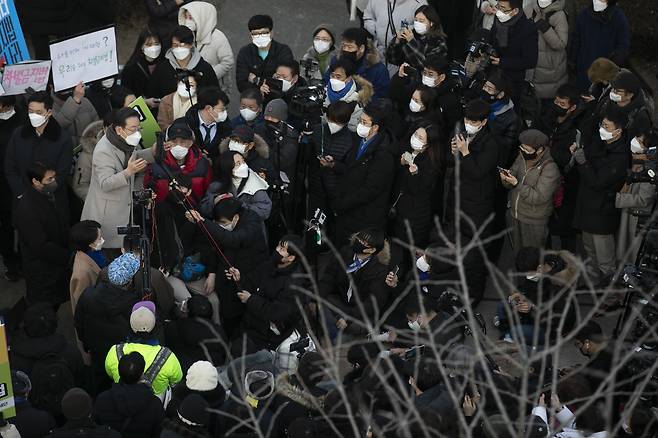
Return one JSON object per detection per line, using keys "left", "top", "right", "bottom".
{"left": 179, "top": 1, "right": 234, "bottom": 92}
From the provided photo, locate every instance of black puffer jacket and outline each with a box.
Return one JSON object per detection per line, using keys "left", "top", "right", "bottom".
{"left": 307, "top": 123, "right": 354, "bottom": 203}
{"left": 241, "top": 261, "right": 309, "bottom": 351}
{"left": 74, "top": 281, "right": 139, "bottom": 362}
{"left": 10, "top": 331, "right": 83, "bottom": 378}
{"left": 453, "top": 126, "right": 501, "bottom": 229}
{"left": 165, "top": 383, "right": 225, "bottom": 437}
{"left": 541, "top": 107, "right": 583, "bottom": 235}
{"left": 235, "top": 40, "right": 294, "bottom": 93}
{"left": 204, "top": 209, "right": 269, "bottom": 321}
{"left": 393, "top": 149, "right": 440, "bottom": 248}
{"left": 334, "top": 132, "right": 396, "bottom": 244}
{"left": 319, "top": 246, "right": 391, "bottom": 330}
{"left": 165, "top": 317, "right": 227, "bottom": 371}
{"left": 573, "top": 134, "right": 630, "bottom": 235}
{"left": 93, "top": 383, "right": 164, "bottom": 438}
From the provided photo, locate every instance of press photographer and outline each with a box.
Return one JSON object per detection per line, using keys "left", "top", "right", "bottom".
{"left": 616, "top": 128, "right": 657, "bottom": 264}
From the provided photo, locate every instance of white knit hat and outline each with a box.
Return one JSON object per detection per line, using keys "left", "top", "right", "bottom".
{"left": 186, "top": 361, "right": 219, "bottom": 392}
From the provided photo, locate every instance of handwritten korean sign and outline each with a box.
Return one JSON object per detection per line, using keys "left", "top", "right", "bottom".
{"left": 49, "top": 26, "right": 118, "bottom": 92}
{"left": 1, "top": 60, "right": 51, "bottom": 95}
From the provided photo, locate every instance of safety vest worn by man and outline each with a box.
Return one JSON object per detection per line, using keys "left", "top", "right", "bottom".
{"left": 105, "top": 342, "right": 183, "bottom": 396}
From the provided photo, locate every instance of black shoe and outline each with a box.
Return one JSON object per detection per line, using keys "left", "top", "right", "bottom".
{"left": 3, "top": 270, "right": 21, "bottom": 282}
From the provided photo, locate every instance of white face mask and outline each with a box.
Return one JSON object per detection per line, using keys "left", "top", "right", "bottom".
{"left": 421, "top": 75, "right": 436, "bottom": 87}
{"left": 177, "top": 82, "right": 196, "bottom": 98}
{"left": 172, "top": 46, "right": 191, "bottom": 60}
{"left": 233, "top": 162, "right": 249, "bottom": 178}
{"left": 143, "top": 44, "right": 162, "bottom": 59}
{"left": 240, "top": 108, "right": 258, "bottom": 122}
{"left": 0, "top": 108, "right": 16, "bottom": 120}
{"left": 609, "top": 91, "right": 622, "bottom": 102}
{"left": 101, "top": 78, "right": 115, "bottom": 89}
{"left": 496, "top": 9, "right": 513, "bottom": 23}
{"left": 213, "top": 109, "right": 228, "bottom": 123}
{"left": 408, "top": 320, "right": 421, "bottom": 331}
{"left": 630, "top": 137, "right": 644, "bottom": 154}
{"left": 228, "top": 140, "right": 247, "bottom": 154}
{"left": 593, "top": 0, "right": 607, "bottom": 12}
{"left": 356, "top": 123, "right": 371, "bottom": 139}
{"left": 280, "top": 78, "right": 293, "bottom": 92}
{"left": 538, "top": 0, "right": 553, "bottom": 8}
{"left": 28, "top": 113, "right": 47, "bottom": 128}
{"left": 327, "top": 121, "right": 343, "bottom": 134}
{"left": 125, "top": 130, "right": 142, "bottom": 146}
{"left": 409, "top": 99, "right": 423, "bottom": 113}
{"left": 170, "top": 145, "right": 189, "bottom": 160}
{"left": 252, "top": 33, "right": 272, "bottom": 49}
{"left": 313, "top": 39, "right": 331, "bottom": 54}
{"left": 599, "top": 126, "right": 614, "bottom": 141}
{"left": 464, "top": 122, "right": 482, "bottom": 135}
{"left": 410, "top": 134, "right": 425, "bottom": 151}
{"left": 413, "top": 20, "right": 429, "bottom": 35}
{"left": 184, "top": 19, "right": 197, "bottom": 32}
{"left": 219, "top": 221, "right": 236, "bottom": 231}
{"left": 416, "top": 255, "right": 430, "bottom": 272}
{"left": 330, "top": 78, "right": 346, "bottom": 92}
{"left": 92, "top": 237, "right": 105, "bottom": 251}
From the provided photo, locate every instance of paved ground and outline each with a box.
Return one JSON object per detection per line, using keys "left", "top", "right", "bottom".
{"left": 3, "top": 0, "right": 621, "bottom": 369}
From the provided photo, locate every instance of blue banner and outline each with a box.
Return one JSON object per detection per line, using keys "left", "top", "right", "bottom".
{"left": 0, "top": 0, "right": 30, "bottom": 65}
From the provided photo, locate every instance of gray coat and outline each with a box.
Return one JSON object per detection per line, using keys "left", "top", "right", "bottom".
{"left": 52, "top": 94, "right": 100, "bottom": 146}
{"left": 504, "top": 150, "right": 561, "bottom": 225}
{"left": 524, "top": 0, "right": 569, "bottom": 99}
{"left": 363, "top": 0, "right": 428, "bottom": 60}
{"left": 615, "top": 180, "right": 655, "bottom": 262}
{"left": 80, "top": 133, "right": 155, "bottom": 248}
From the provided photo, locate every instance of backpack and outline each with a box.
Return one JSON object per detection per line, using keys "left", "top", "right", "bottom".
{"left": 518, "top": 81, "right": 542, "bottom": 130}
{"left": 29, "top": 354, "right": 76, "bottom": 417}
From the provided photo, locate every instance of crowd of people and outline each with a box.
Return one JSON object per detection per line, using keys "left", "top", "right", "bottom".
{"left": 0, "top": 0, "right": 657, "bottom": 437}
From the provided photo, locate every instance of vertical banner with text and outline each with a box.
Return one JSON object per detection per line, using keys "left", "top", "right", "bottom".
{"left": 0, "top": 322, "right": 15, "bottom": 420}
{"left": 0, "top": 0, "right": 30, "bottom": 65}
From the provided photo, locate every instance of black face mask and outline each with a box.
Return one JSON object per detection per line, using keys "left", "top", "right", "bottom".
{"left": 551, "top": 102, "right": 569, "bottom": 117}
{"left": 481, "top": 90, "right": 497, "bottom": 102}
{"left": 341, "top": 50, "right": 358, "bottom": 62}
{"left": 352, "top": 240, "right": 368, "bottom": 255}
{"left": 271, "top": 249, "right": 285, "bottom": 265}
{"left": 521, "top": 149, "right": 538, "bottom": 160}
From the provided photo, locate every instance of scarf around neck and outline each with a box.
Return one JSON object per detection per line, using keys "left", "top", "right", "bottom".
{"left": 494, "top": 11, "right": 522, "bottom": 49}
{"left": 106, "top": 126, "right": 135, "bottom": 168}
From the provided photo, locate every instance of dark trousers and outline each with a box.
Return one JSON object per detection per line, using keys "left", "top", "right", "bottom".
{"left": 0, "top": 207, "right": 19, "bottom": 272}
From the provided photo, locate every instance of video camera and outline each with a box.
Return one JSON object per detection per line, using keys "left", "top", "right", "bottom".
{"left": 467, "top": 40, "right": 498, "bottom": 60}
{"left": 299, "top": 58, "right": 323, "bottom": 86}
{"left": 289, "top": 85, "right": 326, "bottom": 123}
{"left": 437, "top": 290, "right": 487, "bottom": 337}
{"left": 174, "top": 69, "right": 201, "bottom": 83}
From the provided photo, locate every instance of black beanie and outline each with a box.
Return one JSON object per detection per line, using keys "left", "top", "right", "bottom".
{"left": 178, "top": 394, "right": 210, "bottom": 427}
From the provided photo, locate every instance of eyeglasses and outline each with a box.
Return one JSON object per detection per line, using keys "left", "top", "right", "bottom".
{"left": 251, "top": 30, "right": 270, "bottom": 37}
{"left": 494, "top": 4, "right": 514, "bottom": 13}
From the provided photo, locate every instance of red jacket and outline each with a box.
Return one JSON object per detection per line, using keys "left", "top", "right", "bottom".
{"left": 144, "top": 146, "right": 212, "bottom": 204}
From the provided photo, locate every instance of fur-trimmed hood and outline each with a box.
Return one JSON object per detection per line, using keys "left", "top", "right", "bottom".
{"left": 219, "top": 133, "right": 269, "bottom": 160}
{"left": 275, "top": 373, "right": 325, "bottom": 410}
{"left": 363, "top": 39, "right": 382, "bottom": 68}
{"left": 79, "top": 120, "right": 105, "bottom": 153}
{"left": 352, "top": 75, "right": 374, "bottom": 106}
